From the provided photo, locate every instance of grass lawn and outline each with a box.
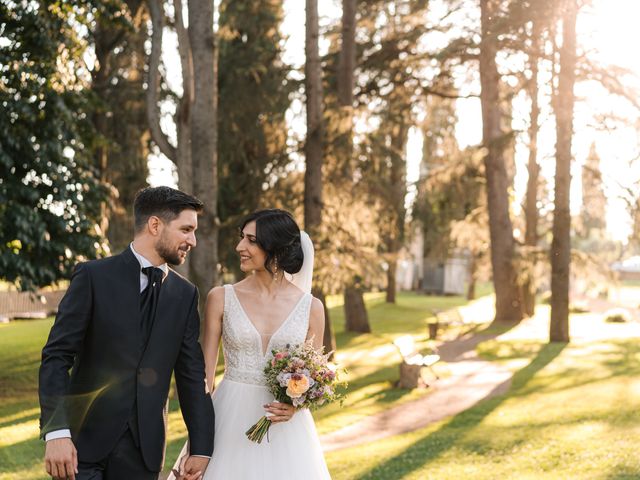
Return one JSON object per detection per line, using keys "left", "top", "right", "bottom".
{"left": 7, "top": 288, "right": 638, "bottom": 479}
{"left": 324, "top": 312, "right": 640, "bottom": 479}
{"left": 0, "top": 319, "right": 50, "bottom": 480}
{"left": 0, "top": 290, "right": 470, "bottom": 480}
{"left": 6, "top": 288, "right": 640, "bottom": 480}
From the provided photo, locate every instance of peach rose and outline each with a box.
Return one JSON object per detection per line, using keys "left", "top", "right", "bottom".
{"left": 286, "top": 374, "right": 310, "bottom": 398}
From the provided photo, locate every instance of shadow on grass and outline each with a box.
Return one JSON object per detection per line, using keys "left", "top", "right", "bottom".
{"left": 0, "top": 408, "right": 39, "bottom": 430}
{"left": 355, "top": 342, "right": 567, "bottom": 480}
{"left": 0, "top": 433, "right": 44, "bottom": 478}
{"left": 436, "top": 325, "right": 506, "bottom": 363}
{"left": 339, "top": 363, "right": 416, "bottom": 404}
{"left": 604, "top": 467, "right": 640, "bottom": 480}
{"left": 480, "top": 338, "right": 640, "bottom": 398}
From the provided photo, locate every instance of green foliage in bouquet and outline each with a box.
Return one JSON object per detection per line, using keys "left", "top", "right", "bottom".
{"left": 246, "top": 341, "right": 346, "bottom": 443}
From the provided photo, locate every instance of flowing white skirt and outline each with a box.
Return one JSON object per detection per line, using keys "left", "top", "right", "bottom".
{"left": 170, "top": 377, "right": 331, "bottom": 480}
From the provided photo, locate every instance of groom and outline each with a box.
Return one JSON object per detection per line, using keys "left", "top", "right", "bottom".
{"left": 39, "top": 186, "right": 214, "bottom": 479}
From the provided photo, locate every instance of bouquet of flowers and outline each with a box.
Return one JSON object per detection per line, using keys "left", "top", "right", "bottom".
{"left": 245, "top": 340, "right": 344, "bottom": 443}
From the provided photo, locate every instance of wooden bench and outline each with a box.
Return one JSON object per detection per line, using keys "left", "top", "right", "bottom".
{"left": 0, "top": 290, "right": 65, "bottom": 321}
{"left": 428, "top": 307, "right": 464, "bottom": 340}
{"left": 393, "top": 335, "right": 441, "bottom": 389}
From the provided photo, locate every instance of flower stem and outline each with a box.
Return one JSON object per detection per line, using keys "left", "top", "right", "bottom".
{"left": 245, "top": 416, "right": 272, "bottom": 444}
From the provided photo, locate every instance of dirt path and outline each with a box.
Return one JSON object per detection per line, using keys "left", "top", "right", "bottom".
{"left": 320, "top": 329, "right": 513, "bottom": 452}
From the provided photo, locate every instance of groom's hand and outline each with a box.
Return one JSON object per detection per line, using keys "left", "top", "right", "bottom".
{"left": 45, "top": 437, "right": 78, "bottom": 480}
{"left": 182, "top": 456, "right": 209, "bottom": 480}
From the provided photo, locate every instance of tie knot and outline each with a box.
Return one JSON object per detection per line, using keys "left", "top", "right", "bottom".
{"left": 142, "top": 266, "right": 164, "bottom": 285}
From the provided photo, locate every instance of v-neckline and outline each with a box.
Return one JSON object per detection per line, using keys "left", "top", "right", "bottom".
{"left": 230, "top": 285, "right": 307, "bottom": 357}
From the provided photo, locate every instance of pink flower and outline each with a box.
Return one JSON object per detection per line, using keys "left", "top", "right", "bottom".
{"left": 291, "top": 358, "right": 305, "bottom": 369}
{"left": 274, "top": 351, "right": 289, "bottom": 361}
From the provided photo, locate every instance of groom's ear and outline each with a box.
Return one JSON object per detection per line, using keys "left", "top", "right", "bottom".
{"left": 147, "top": 215, "right": 162, "bottom": 236}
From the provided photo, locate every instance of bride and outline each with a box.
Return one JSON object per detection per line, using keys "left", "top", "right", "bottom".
{"left": 170, "top": 208, "right": 331, "bottom": 479}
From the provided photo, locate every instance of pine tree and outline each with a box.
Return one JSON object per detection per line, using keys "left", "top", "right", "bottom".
{"left": 217, "top": 0, "right": 294, "bottom": 274}
{"left": 579, "top": 143, "right": 607, "bottom": 238}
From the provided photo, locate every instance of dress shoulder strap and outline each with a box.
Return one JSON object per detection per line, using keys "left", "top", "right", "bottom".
{"left": 222, "top": 284, "right": 232, "bottom": 320}
{"left": 303, "top": 292, "right": 313, "bottom": 316}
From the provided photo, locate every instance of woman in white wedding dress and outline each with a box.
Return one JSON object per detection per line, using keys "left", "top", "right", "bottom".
{"left": 170, "top": 209, "right": 331, "bottom": 480}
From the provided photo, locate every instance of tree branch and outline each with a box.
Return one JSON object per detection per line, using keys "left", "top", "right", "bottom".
{"left": 577, "top": 57, "right": 640, "bottom": 111}
{"left": 422, "top": 85, "right": 480, "bottom": 99}
{"left": 147, "top": 0, "right": 177, "bottom": 162}
{"left": 173, "top": 0, "right": 193, "bottom": 106}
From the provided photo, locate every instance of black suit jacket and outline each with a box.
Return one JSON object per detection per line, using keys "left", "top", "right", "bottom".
{"left": 38, "top": 248, "right": 214, "bottom": 471}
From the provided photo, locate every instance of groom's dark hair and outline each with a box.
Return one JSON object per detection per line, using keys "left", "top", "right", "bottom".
{"left": 133, "top": 186, "right": 204, "bottom": 232}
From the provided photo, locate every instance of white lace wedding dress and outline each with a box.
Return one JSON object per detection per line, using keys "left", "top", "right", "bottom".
{"left": 172, "top": 284, "right": 331, "bottom": 479}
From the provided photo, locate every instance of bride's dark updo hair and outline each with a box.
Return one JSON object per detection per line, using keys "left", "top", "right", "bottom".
{"left": 240, "top": 209, "right": 304, "bottom": 275}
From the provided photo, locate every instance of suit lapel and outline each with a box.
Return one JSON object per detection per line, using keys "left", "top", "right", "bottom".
{"left": 118, "top": 247, "right": 143, "bottom": 345}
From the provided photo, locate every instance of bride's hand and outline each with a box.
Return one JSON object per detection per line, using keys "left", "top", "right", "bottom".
{"left": 264, "top": 402, "right": 295, "bottom": 423}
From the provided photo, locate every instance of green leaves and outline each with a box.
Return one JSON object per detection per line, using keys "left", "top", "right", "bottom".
{"left": 0, "top": 1, "right": 107, "bottom": 291}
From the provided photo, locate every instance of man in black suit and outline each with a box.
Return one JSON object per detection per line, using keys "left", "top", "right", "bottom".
{"left": 39, "top": 186, "right": 214, "bottom": 480}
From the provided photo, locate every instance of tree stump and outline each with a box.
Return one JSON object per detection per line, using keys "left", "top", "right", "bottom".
{"left": 397, "top": 362, "right": 423, "bottom": 389}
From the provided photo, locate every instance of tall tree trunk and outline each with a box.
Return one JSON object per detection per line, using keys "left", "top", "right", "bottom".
{"left": 173, "top": 0, "right": 193, "bottom": 279}
{"left": 92, "top": 49, "right": 110, "bottom": 241}
{"left": 304, "top": 0, "right": 335, "bottom": 355}
{"left": 479, "top": 0, "right": 523, "bottom": 324}
{"left": 344, "top": 284, "right": 371, "bottom": 333}
{"left": 386, "top": 261, "right": 397, "bottom": 303}
{"left": 188, "top": 0, "right": 219, "bottom": 310}
{"left": 337, "top": 0, "right": 370, "bottom": 331}
{"left": 148, "top": 0, "right": 193, "bottom": 278}
{"left": 173, "top": 0, "right": 193, "bottom": 196}
{"left": 386, "top": 123, "right": 408, "bottom": 304}
{"left": 467, "top": 254, "right": 477, "bottom": 300}
{"left": 523, "top": 20, "right": 541, "bottom": 318}
{"left": 304, "top": 0, "right": 324, "bottom": 230}
{"left": 550, "top": 0, "right": 577, "bottom": 343}
{"left": 314, "top": 290, "right": 335, "bottom": 357}
{"left": 337, "top": 0, "right": 356, "bottom": 108}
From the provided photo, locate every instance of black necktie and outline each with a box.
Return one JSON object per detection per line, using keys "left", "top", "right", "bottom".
{"left": 140, "top": 266, "right": 164, "bottom": 346}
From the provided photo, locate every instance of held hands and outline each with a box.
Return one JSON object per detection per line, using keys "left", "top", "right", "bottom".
{"left": 264, "top": 401, "right": 295, "bottom": 423}
{"left": 173, "top": 455, "right": 210, "bottom": 480}
{"left": 45, "top": 438, "right": 78, "bottom": 480}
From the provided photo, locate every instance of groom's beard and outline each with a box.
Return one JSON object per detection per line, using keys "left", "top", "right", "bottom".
{"left": 156, "top": 234, "right": 189, "bottom": 266}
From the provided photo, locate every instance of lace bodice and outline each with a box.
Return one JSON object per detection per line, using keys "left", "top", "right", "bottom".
{"left": 221, "top": 284, "right": 312, "bottom": 386}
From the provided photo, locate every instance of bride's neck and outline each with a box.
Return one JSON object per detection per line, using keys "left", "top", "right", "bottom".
{"left": 249, "top": 270, "right": 286, "bottom": 296}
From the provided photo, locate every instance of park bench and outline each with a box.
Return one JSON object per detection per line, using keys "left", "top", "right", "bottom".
{"left": 393, "top": 335, "right": 441, "bottom": 389}
{"left": 428, "top": 307, "right": 465, "bottom": 340}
